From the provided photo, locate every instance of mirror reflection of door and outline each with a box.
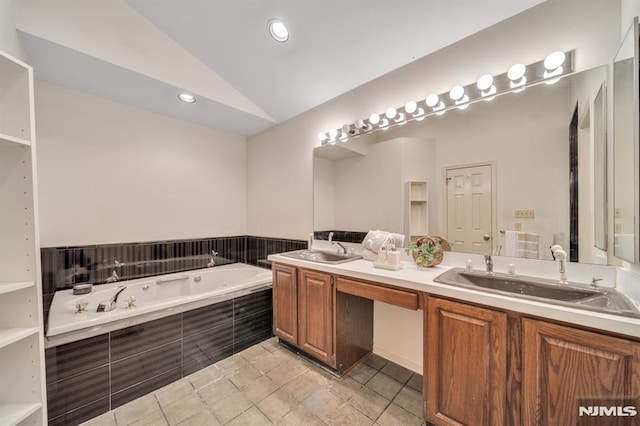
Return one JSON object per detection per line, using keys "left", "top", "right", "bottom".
{"left": 445, "top": 163, "right": 494, "bottom": 254}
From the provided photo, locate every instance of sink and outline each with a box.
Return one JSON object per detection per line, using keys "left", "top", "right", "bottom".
{"left": 280, "top": 249, "right": 362, "bottom": 264}
{"left": 434, "top": 268, "right": 640, "bottom": 318}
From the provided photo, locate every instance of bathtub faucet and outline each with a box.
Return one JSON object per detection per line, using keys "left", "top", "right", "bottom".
{"left": 207, "top": 250, "right": 218, "bottom": 267}
{"left": 97, "top": 286, "right": 126, "bottom": 312}
{"left": 106, "top": 270, "right": 119, "bottom": 283}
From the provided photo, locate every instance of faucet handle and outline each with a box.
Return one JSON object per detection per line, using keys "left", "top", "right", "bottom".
{"left": 591, "top": 278, "right": 603, "bottom": 288}
{"left": 211, "top": 250, "right": 218, "bottom": 256}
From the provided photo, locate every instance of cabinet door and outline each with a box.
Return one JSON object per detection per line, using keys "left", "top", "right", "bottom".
{"left": 523, "top": 319, "right": 640, "bottom": 426}
{"left": 272, "top": 263, "right": 298, "bottom": 345}
{"left": 426, "top": 297, "right": 507, "bottom": 425}
{"left": 298, "top": 269, "right": 334, "bottom": 367}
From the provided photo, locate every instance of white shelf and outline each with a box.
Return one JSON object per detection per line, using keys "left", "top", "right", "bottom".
{"left": 0, "top": 281, "right": 34, "bottom": 296}
{"left": 0, "top": 132, "right": 30, "bottom": 147}
{"left": 0, "top": 403, "right": 41, "bottom": 426}
{"left": 0, "top": 327, "right": 39, "bottom": 349}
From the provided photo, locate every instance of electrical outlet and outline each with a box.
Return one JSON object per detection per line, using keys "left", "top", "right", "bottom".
{"left": 615, "top": 208, "right": 622, "bottom": 219}
{"left": 514, "top": 223, "right": 522, "bottom": 231}
{"left": 514, "top": 209, "right": 535, "bottom": 218}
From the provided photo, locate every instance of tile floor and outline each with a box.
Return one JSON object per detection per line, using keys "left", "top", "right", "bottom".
{"left": 81, "top": 337, "right": 424, "bottom": 426}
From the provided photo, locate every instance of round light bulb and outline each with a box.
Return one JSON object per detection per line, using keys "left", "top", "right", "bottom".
{"left": 385, "top": 107, "right": 397, "bottom": 119}
{"left": 544, "top": 51, "right": 565, "bottom": 70}
{"left": 426, "top": 94, "right": 439, "bottom": 107}
{"left": 404, "top": 100, "right": 417, "bottom": 114}
{"left": 476, "top": 74, "right": 494, "bottom": 91}
{"left": 508, "top": 63, "right": 526, "bottom": 81}
{"left": 268, "top": 19, "right": 289, "bottom": 42}
{"left": 354, "top": 119, "right": 365, "bottom": 129}
{"left": 449, "top": 85, "right": 465, "bottom": 101}
{"left": 329, "top": 128, "right": 338, "bottom": 139}
{"left": 369, "top": 113, "right": 381, "bottom": 125}
{"left": 341, "top": 124, "right": 352, "bottom": 133}
{"left": 317, "top": 132, "right": 327, "bottom": 142}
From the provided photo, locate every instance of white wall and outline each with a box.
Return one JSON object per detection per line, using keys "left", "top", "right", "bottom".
{"left": 0, "top": 0, "right": 25, "bottom": 60}
{"left": 35, "top": 81, "right": 247, "bottom": 247}
{"left": 247, "top": 0, "right": 621, "bottom": 372}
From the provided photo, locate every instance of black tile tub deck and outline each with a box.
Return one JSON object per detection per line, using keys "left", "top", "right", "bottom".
{"left": 80, "top": 337, "right": 425, "bottom": 426}
{"left": 45, "top": 288, "right": 273, "bottom": 425}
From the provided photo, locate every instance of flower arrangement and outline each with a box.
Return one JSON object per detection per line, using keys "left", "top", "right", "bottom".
{"left": 405, "top": 236, "right": 450, "bottom": 268}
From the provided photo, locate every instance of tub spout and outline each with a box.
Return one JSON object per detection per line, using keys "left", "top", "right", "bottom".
{"left": 97, "top": 285, "right": 126, "bottom": 312}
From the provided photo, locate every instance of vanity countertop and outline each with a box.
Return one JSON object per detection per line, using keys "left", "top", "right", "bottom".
{"left": 268, "top": 252, "right": 640, "bottom": 339}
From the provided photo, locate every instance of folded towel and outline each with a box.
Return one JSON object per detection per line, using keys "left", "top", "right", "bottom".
{"left": 362, "top": 230, "right": 405, "bottom": 253}
{"left": 505, "top": 231, "right": 541, "bottom": 259}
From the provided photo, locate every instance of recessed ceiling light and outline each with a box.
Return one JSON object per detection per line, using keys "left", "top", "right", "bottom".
{"left": 178, "top": 93, "right": 196, "bottom": 103}
{"left": 268, "top": 19, "right": 289, "bottom": 43}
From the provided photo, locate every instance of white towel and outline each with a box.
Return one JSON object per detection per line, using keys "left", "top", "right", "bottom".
{"left": 361, "top": 230, "right": 405, "bottom": 261}
{"left": 504, "top": 231, "right": 541, "bottom": 259}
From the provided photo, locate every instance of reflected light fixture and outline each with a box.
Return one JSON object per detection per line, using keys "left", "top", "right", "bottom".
{"left": 178, "top": 93, "right": 196, "bottom": 103}
{"left": 449, "top": 85, "right": 469, "bottom": 110}
{"left": 385, "top": 107, "right": 405, "bottom": 123}
{"left": 268, "top": 19, "right": 289, "bottom": 42}
{"left": 477, "top": 74, "right": 496, "bottom": 100}
{"left": 507, "top": 63, "right": 527, "bottom": 92}
{"left": 543, "top": 50, "right": 566, "bottom": 84}
{"left": 426, "top": 94, "right": 445, "bottom": 115}
{"left": 405, "top": 100, "right": 425, "bottom": 120}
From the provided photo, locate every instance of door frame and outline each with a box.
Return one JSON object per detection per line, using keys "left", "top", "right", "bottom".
{"left": 443, "top": 161, "right": 498, "bottom": 253}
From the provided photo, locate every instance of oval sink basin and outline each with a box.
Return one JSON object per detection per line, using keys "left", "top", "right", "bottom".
{"left": 434, "top": 268, "right": 640, "bottom": 318}
{"left": 280, "top": 249, "right": 362, "bottom": 264}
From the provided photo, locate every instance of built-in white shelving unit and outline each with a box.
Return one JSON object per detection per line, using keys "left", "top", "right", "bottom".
{"left": 404, "top": 181, "right": 429, "bottom": 244}
{"left": 0, "top": 50, "right": 46, "bottom": 425}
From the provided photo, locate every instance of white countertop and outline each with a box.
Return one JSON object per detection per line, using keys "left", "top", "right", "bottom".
{"left": 268, "top": 252, "right": 640, "bottom": 339}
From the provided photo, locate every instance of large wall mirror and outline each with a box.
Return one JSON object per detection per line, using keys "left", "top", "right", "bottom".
{"left": 314, "top": 65, "right": 609, "bottom": 265}
{"left": 613, "top": 17, "right": 639, "bottom": 263}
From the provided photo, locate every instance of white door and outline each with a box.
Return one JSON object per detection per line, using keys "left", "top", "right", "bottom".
{"left": 446, "top": 164, "right": 493, "bottom": 254}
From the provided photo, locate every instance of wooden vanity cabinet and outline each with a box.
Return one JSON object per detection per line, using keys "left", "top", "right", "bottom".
{"left": 425, "top": 296, "right": 508, "bottom": 426}
{"left": 272, "top": 263, "right": 373, "bottom": 372}
{"left": 522, "top": 319, "right": 640, "bottom": 426}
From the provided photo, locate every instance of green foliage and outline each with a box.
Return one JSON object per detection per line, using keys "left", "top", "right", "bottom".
{"left": 405, "top": 238, "right": 442, "bottom": 268}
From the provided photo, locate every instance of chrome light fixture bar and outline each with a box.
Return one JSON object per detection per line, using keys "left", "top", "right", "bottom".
{"left": 318, "top": 50, "right": 574, "bottom": 145}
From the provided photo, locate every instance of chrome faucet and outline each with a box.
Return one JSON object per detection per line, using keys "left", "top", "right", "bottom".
{"left": 97, "top": 285, "right": 126, "bottom": 312}
{"left": 484, "top": 254, "right": 494, "bottom": 274}
{"left": 333, "top": 241, "right": 348, "bottom": 255}
{"left": 106, "top": 270, "right": 119, "bottom": 283}
{"left": 207, "top": 250, "right": 218, "bottom": 267}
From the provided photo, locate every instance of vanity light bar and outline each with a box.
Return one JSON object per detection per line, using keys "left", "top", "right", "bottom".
{"left": 318, "top": 50, "right": 574, "bottom": 145}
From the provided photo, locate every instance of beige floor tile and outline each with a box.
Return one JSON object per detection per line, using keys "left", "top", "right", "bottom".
{"left": 282, "top": 373, "right": 322, "bottom": 402}
{"left": 239, "top": 343, "right": 272, "bottom": 362}
{"left": 266, "top": 363, "right": 303, "bottom": 386}
{"left": 228, "top": 363, "right": 264, "bottom": 389}
{"left": 303, "top": 365, "right": 334, "bottom": 385}
{"left": 128, "top": 409, "right": 168, "bottom": 426}
{"left": 380, "top": 363, "right": 413, "bottom": 384}
{"left": 155, "top": 377, "right": 195, "bottom": 408}
{"left": 366, "top": 372, "right": 404, "bottom": 400}
{"left": 198, "top": 377, "right": 239, "bottom": 405}
{"left": 216, "top": 354, "right": 252, "bottom": 373}
{"left": 226, "top": 406, "right": 272, "bottom": 426}
{"left": 392, "top": 386, "right": 422, "bottom": 418}
{"left": 249, "top": 352, "right": 285, "bottom": 374}
{"left": 243, "top": 375, "right": 280, "bottom": 404}
{"left": 209, "top": 391, "right": 253, "bottom": 424}
{"left": 376, "top": 403, "right": 423, "bottom": 426}
{"left": 80, "top": 411, "right": 116, "bottom": 426}
{"left": 260, "top": 337, "right": 281, "bottom": 353}
{"left": 364, "top": 353, "right": 389, "bottom": 371}
{"left": 188, "top": 365, "right": 227, "bottom": 390}
{"left": 161, "top": 393, "right": 209, "bottom": 426}
{"left": 256, "top": 388, "right": 299, "bottom": 422}
{"left": 176, "top": 408, "right": 222, "bottom": 426}
{"left": 348, "top": 386, "right": 391, "bottom": 420}
{"left": 302, "top": 387, "right": 346, "bottom": 422}
{"left": 276, "top": 404, "right": 324, "bottom": 426}
{"left": 348, "top": 363, "right": 378, "bottom": 384}
{"left": 114, "top": 394, "right": 161, "bottom": 426}
{"left": 327, "top": 376, "right": 363, "bottom": 401}
{"left": 406, "top": 373, "right": 423, "bottom": 393}
{"left": 328, "top": 403, "right": 376, "bottom": 426}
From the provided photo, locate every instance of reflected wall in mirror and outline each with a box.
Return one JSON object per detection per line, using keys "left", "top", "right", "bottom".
{"left": 593, "top": 83, "right": 607, "bottom": 251}
{"left": 613, "top": 17, "right": 639, "bottom": 263}
{"left": 314, "top": 66, "right": 609, "bottom": 264}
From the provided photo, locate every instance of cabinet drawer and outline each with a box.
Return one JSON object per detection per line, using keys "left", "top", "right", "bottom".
{"left": 336, "top": 277, "right": 419, "bottom": 310}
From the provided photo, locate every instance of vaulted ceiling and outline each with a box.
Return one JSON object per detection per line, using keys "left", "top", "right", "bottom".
{"left": 15, "top": 0, "right": 545, "bottom": 137}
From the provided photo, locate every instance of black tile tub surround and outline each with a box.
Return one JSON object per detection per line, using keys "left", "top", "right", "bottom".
{"left": 41, "top": 235, "right": 304, "bottom": 318}
{"left": 315, "top": 230, "right": 368, "bottom": 244}
{"left": 45, "top": 288, "right": 273, "bottom": 425}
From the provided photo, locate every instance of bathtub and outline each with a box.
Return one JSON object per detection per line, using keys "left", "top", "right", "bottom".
{"left": 46, "top": 263, "right": 272, "bottom": 347}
